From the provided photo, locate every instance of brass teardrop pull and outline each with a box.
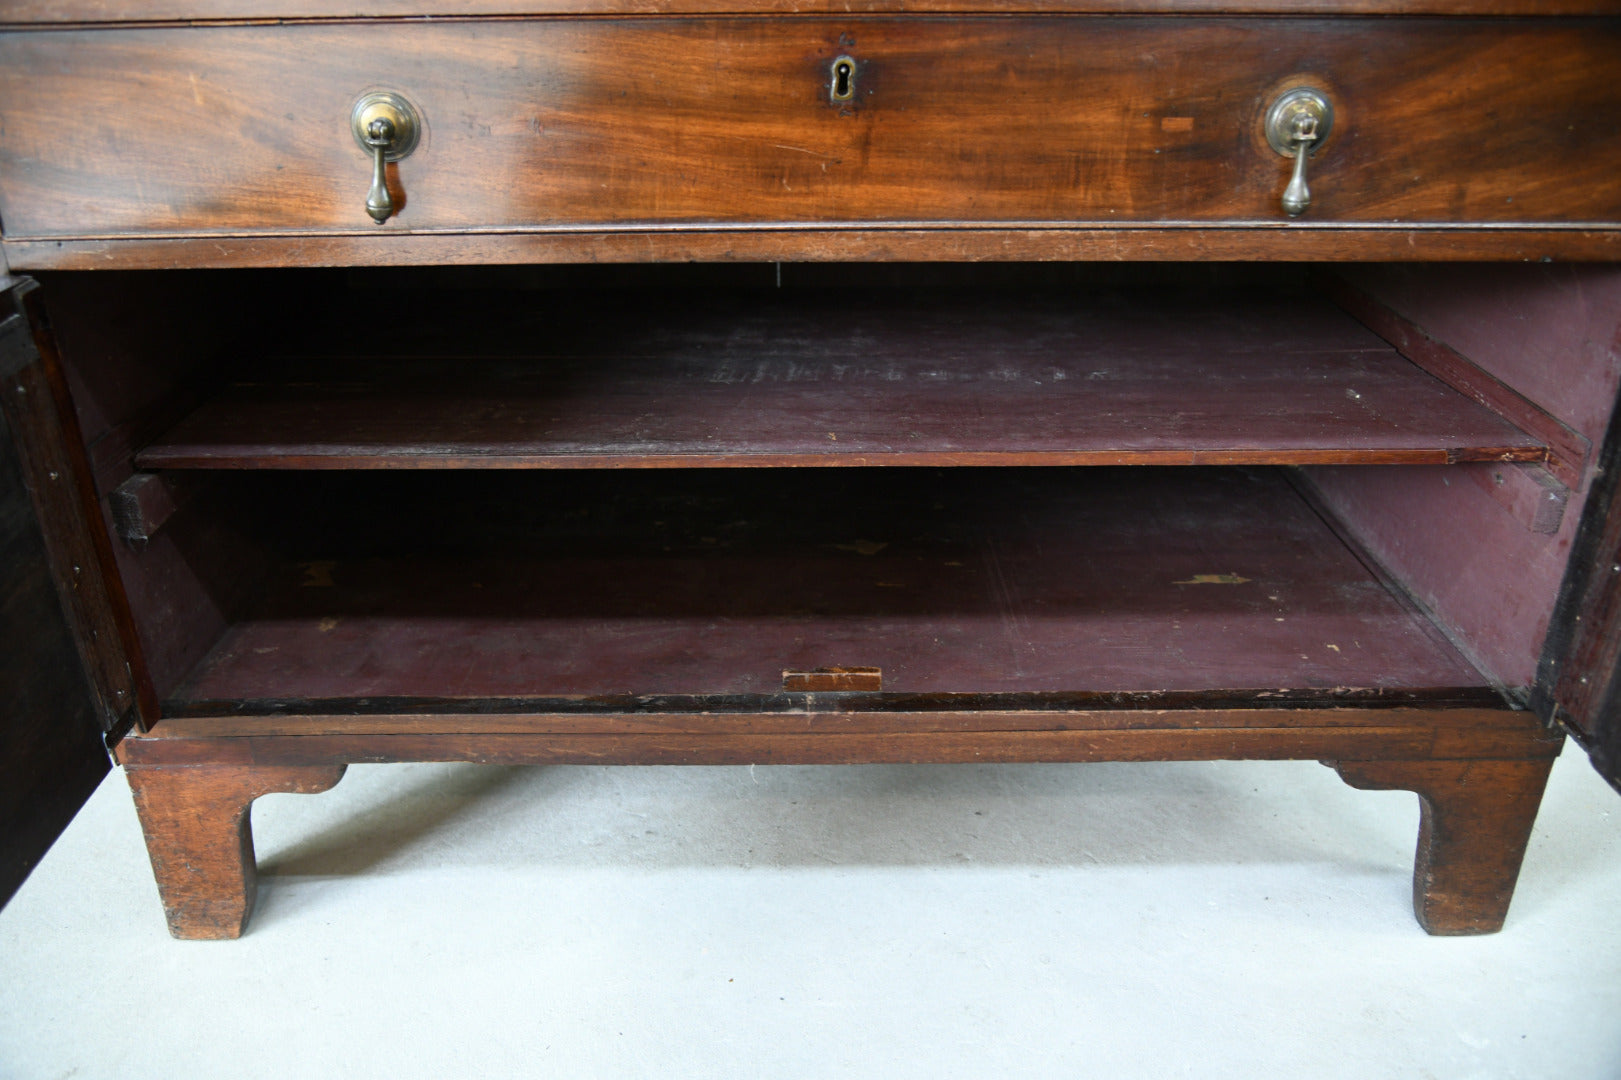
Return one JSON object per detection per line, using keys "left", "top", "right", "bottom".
{"left": 1281, "top": 112, "right": 1319, "bottom": 217}
{"left": 1265, "top": 88, "right": 1334, "bottom": 219}
{"left": 363, "top": 117, "right": 396, "bottom": 223}
{"left": 349, "top": 91, "right": 422, "bottom": 225}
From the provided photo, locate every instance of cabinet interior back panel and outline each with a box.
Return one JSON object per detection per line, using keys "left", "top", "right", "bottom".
{"left": 168, "top": 468, "right": 1488, "bottom": 708}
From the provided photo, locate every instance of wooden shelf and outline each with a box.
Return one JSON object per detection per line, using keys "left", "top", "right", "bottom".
{"left": 166, "top": 468, "right": 1492, "bottom": 714}
{"left": 135, "top": 292, "right": 1546, "bottom": 471}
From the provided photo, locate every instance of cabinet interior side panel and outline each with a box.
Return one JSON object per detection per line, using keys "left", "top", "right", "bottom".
{"left": 38, "top": 270, "right": 305, "bottom": 703}
{"left": 1305, "top": 264, "right": 1621, "bottom": 688}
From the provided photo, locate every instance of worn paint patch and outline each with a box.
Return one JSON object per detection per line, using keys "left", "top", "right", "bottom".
{"left": 783, "top": 666, "right": 882, "bottom": 692}
{"left": 1174, "top": 573, "right": 1252, "bottom": 585}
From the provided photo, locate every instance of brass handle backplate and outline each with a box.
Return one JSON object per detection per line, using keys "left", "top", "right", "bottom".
{"left": 350, "top": 91, "right": 421, "bottom": 224}
{"left": 1264, "top": 88, "right": 1334, "bottom": 219}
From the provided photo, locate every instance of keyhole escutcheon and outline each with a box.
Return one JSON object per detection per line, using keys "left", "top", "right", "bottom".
{"left": 831, "top": 56, "right": 857, "bottom": 102}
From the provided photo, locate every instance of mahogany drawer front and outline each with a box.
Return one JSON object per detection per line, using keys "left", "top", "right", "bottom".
{"left": 0, "top": 18, "right": 1617, "bottom": 241}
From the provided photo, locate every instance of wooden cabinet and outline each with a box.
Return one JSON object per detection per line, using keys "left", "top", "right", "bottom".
{"left": 0, "top": 0, "right": 1617, "bottom": 939}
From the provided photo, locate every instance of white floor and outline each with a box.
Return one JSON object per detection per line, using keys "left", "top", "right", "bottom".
{"left": 2, "top": 750, "right": 1617, "bottom": 1079}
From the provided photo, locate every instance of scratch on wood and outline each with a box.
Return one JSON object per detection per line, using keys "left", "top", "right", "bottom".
{"left": 772, "top": 144, "right": 836, "bottom": 160}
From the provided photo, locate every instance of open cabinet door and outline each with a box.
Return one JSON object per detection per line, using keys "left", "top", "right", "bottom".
{"left": 0, "top": 277, "right": 139, "bottom": 905}
{"left": 1535, "top": 387, "right": 1621, "bottom": 792}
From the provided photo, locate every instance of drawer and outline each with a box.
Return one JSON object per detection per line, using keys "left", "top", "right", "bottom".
{"left": 1, "top": 17, "right": 1618, "bottom": 241}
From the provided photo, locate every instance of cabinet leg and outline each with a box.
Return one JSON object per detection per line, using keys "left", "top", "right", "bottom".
{"left": 125, "top": 763, "right": 347, "bottom": 940}
{"left": 1328, "top": 758, "right": 1554, "bottom": 935}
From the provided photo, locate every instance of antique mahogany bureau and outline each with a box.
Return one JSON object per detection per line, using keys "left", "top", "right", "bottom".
{"left": 1, "top": 0, "right": 1618, "bottom": 939}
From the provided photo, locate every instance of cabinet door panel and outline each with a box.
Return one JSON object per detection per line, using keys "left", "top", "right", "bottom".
{"left": 1535, "top": 390, "right": 1621, "bottom": 790}
{"left": 0, "top": 287, "right": 108, "bottom": 904}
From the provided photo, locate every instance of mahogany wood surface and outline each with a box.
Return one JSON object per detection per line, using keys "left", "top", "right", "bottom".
{"left": 161, "top": 468, "right": 1489, "bottom": 705}
{"left": 12, "top": 229, "right": 1621, "bottom": 271}
{"left": 146, "top": 704, "right": 1517, "bottom": 738}
{"left": 1535, "top": 386, "right": 1621, "bottom": 789}
{"left": 118, "top": 708, "right": 1562, "bottom": 767}
{"left": 139, "top": 703, "right": 1553, "bottom": 753}
{"left": 6, "top": 0, "right": 1620, "bottom": 22}
{"left": 0, "top": 352, "right": 107, "bottom": 906}
{"left": 0, "top": 0, "right": 1609, "bottom": 942}
{"left": 0, "top": 281, "right": 151, "bottom": 727}
{"left": 117, "top": 714, "right": 1556, "bottom": 937}
{"left": 2, "top": 19, "right": 1618, "bottom": 254}
{"left": 1331, "top": 756, "right": 1558, "bottom": 934}
{"left": 135, "top": 292, "right": 1546, "bottom": 471}
{"left": 125, "top": 763, "right": 347, "bottom": 938}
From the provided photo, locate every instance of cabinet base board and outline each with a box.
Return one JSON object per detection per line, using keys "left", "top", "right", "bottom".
{"left": 117, "top": 707, "right": 1562, "bottom": 938}
{"left": 121, "top": 705, "right": 1563, "bottom": 765}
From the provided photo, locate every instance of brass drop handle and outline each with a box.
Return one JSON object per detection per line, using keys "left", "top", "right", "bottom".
{"left": 1265, "top": 88, "right": 1334, "bottom": 219}
{"left": 350, "top": 91, "right": 422, "bottom": 225}
{"left": 363, "top": 117, "right": 396, "bottom": 224}
{"left": 1281, "top": 113, "right": 1318, "bottom": 217}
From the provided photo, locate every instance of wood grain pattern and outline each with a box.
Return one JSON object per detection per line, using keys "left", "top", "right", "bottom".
{"left": 125, "top": 763, "right": 346, "bottom": 938}
{"left": 141, "top": 703, "right": 1549, "bottom": 747}
{"left": 1, "top": 19, "right": 1618, "bottom": 250}
{"left": 0, "top": 368, "right": 107, "bottom": 906}
{"left": 0, "top": 280, "right": 152, "bottom": 728}
{"left": 120, "top": 704, "right": 1562, "bottom": 767}
{"left": 110, "top": 722, "right": 1529, "bottom": 768}
{"left": 134, "top": 292, "right": 1547, "bottom": 471}
{"left": 1331, "top": 756, "right": 1558, "bottom": 934}
{"left": 163, "top": 468, "right": 1490, "bottom": 704}
{"left": 10, "top": 228, "right": 1621, "bottom": 271}
{"left": 0, "top": 0, "right": 1606, "bottom": 943}
{"left": 116, "top": 711, "right": 1556, "bottom": 937}
{"left": 6, "top": 0, "right": 1621, "bottom": 23}
{"left": 113, "top": 709, "right": 1556, "bottom": 937}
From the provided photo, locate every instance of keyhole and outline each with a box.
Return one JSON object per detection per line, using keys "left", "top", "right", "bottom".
{"left": 831, "top": 57, "right": 856, "bottom": 102}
